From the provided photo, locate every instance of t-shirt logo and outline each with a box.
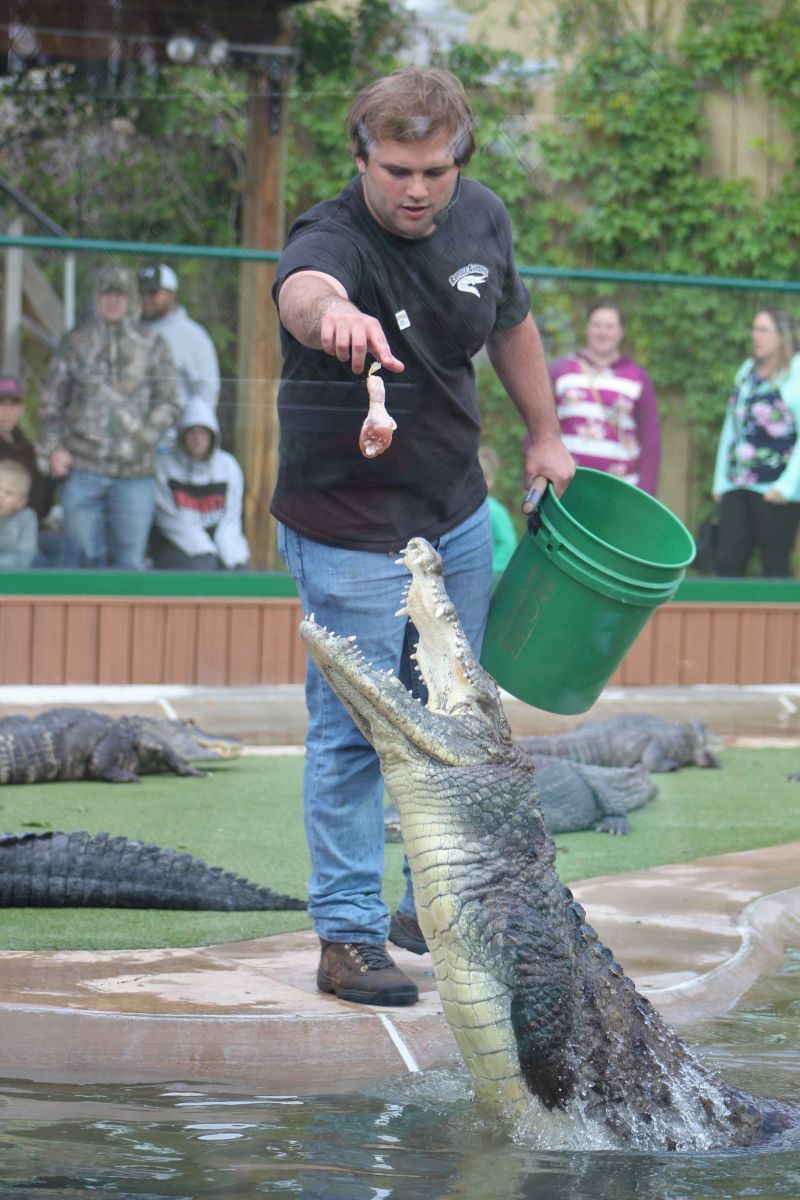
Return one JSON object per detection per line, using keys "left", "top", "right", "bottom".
{"left": 449, "top": 264, "right": 489, "bottom": 297}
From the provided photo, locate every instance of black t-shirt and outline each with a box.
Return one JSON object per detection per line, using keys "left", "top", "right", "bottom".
{"left": 270, "top": 175, "right": 531, "bottom": 551}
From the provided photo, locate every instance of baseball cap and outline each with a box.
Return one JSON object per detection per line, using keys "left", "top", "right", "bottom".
{"left": 0, "top": 376, "right": 24, "bottom": 402}
{"left": 138, "top": 264, "right": 179, "bottom": 293}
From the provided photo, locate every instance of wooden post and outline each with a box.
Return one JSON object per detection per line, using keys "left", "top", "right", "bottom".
{"left": 235, "top": 57, "right": 288, "bottom": 570}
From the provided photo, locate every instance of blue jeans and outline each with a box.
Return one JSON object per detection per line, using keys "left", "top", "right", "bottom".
{"left": 278, "top": 501, "right": 493, "bottom": 945}
{"left": 62, "top": 469, "right": 156, "bottom": 570}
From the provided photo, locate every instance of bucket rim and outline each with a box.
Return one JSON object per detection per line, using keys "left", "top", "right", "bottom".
{"left": 528, "top": 525, "right": 686, "bottom": 602}
{"left": 540, "top": 468, "right": 697, "bottom": 572}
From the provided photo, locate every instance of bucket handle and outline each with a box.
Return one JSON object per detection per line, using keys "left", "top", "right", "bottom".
{"left": 522, "top": 475, "right": 548, "bottom": 532}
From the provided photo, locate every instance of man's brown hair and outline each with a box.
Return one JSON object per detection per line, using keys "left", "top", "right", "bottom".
{"left": 347, "top": 67, "right": 475, "bottom": 166}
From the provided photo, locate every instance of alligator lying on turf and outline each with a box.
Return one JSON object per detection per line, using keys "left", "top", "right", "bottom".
{"left": 516, "top": 714, "right": 720, "bottom": 773}
{"left": 0, "top": 707, "right": 242, "bottom": 783}
{"left": 301, "top": 538, "right": 793, "bottom": 1151}
{"left": 0, "top": 830, "right": 305, "bottom": 909}
{"left": 385, "top": 756, "right": 656, "bottom": 840}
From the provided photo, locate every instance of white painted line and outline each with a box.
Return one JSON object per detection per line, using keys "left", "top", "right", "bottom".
{"left": 378, "top": 1013, "right": 421, "bottom": 1073}
{"left": 0, "top": 685, "right": 193, "bottom": 704}
{"left": 778, "top": 694, "right": 798, "bottom": 714}
{"left": 158, "top": 697, "right": 179, "bottom": 720}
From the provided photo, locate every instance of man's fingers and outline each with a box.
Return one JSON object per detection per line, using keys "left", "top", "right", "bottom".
{"left": 319, "top": 310, "right": 404, "bottom": 374}
{"left": 373, "top": 345, "right": 405, "bottom": 374}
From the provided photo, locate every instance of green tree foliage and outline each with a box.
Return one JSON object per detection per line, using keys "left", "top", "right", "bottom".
{"left": 468, "top": 3, "right": 800, "bottom": 527}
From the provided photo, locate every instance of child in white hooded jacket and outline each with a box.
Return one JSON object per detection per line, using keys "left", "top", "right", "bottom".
{"left": 151, "top": 397, "right": 250, "bottom": 570}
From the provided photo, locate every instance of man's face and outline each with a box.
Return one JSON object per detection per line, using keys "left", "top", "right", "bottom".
{"left": 0, "top": 477, "right": 26, "bottom": 519}
{"left": 0, "top": 397, "right": 23, "bottom": 440}
{"left": 140, "top": 287, "right": 175, "bottom": 320}
{"left": 98, "top": 290, "right": 129, "bottom": 323}
{"left": 355, "top": 130, "right": 460, "bottom": 240}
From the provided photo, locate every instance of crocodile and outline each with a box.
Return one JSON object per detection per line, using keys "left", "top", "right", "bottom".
{"left": 0, "top": 830, "right": 305, "bottom": 909}
{"left": 384, "top": 756, "right": 656, "bottom": 840}
{"left": 516, "top": 714, "right": 720, "bottom": 773}
{"left": 300, "top": 538, "right": 792, "bottom": 1151}
{"left": 0, "top": 707, "right": 242, "bottom": 783}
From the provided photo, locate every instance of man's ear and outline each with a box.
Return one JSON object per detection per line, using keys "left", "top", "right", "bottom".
{"left": 354, "top": 155, "right": 367, "bottom": 177}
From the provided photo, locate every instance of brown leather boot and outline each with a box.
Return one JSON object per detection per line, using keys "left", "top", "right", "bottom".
{"left": 317, "top": 939, "right": 419, "bottom": 1006}
{"left": 388, "top": 910, "right": 429, "bottom": 956}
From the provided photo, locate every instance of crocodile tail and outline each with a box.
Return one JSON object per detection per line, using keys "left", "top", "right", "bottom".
{"left": 0, "top": 831, "right": 306, "bottom": 910}
{"left": 571, "top": 761, "right": 658, "bottom": 810}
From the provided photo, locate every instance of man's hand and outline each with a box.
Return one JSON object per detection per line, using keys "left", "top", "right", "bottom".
{"left": 764, "top": 487, "right": 788, "bottom": 505}
{"left": 523, "top": 436, "right": 575, "bottom": 500}
{"left": 319, "top": 300, "right": 404, "bottom": 376}
{"left": 48, "top": 448, "right": 73, "bottom": 479}
{"left": 278, "top": 270, "right": 404, "bottom": 376}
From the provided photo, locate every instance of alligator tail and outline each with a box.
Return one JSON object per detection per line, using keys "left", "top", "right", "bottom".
{"left": 0, "top": 831, "right": 307, "bottom": 911}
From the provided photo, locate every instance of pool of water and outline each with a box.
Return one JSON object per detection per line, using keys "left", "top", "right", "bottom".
{"left": 1, "top": 961, "right": 799, "bottom": 1200}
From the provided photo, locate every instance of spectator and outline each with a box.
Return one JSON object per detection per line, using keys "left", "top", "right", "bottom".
{"left": 0, "top": 375, "right": 81, "bottom": 567}
{"left": 271, "top": 67, "right": 574, "bottom": 1007}
{"left": 549, "top": 299, "right": 661, "bottom": 494}
{"left": 0, "top": 459, "right": 37, "bottom": 568}
{"left": 478, "top": 444, "right": 518, "bottom": 582}
{"left": 138, "top": 263, "right": 220, "bottom": 450}
{"left": 38, "top": 265, "right": 180, "bottom": 570}
{"left": 151, "top": 397, "right": 250, "bottom": 571}
{"left": 0, "top": 375, "right": 47, "bottom": 517}
{"left": 712, "top": 308, "right": 800, "bottom": 577}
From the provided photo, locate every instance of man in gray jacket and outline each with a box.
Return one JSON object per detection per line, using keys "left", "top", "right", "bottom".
{"left": 38, "top": 265, "right": 181, "bottom": 569}
{"left": 138, "top": 264, "right": 221, "bottom": 449}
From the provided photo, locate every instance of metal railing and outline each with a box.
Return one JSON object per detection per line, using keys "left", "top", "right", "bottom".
{"left": 1, "top": 230, "right": 800, "bottom": 295}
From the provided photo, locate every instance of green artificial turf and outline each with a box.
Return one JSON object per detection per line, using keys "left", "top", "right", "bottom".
{"left": 0, "top": 747, "right": 798, "bottom": 951}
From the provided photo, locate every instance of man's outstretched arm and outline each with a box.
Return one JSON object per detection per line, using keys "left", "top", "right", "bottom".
{"left": 277, "top": 270, "right": 404, "bottom": 376}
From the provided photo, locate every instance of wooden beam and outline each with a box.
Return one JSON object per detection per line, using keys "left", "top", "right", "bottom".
{"left": 234, "top": 55, "right": 288, "bottom": 570}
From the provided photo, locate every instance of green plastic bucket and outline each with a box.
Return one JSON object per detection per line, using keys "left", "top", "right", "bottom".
{"left": 480, "top": 468, "right": 696, "bottom": 714}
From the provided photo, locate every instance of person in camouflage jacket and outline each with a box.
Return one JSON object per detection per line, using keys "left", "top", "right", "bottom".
{"left": 38, "top": 265, "right": 181, "bottom": 569}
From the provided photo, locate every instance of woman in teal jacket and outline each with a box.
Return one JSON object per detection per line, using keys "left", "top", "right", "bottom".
{"left": 712, "top": 308, "right": 800, "bottom": 577}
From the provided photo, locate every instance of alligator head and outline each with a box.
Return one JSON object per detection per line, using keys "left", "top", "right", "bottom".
{"left": 136, "top": 717, "right": 243, "bottom": 763}
{"left": 302, "top": 537, "right": 522, "bottom": 775}
{"left": 300, "top": 538, "right": 790, "bottom": 1149}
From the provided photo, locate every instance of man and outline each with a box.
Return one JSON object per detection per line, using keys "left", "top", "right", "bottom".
{"left": 138, "top": 263, "right": 221, "bottom": 448}
{"left": 272, "top": 67, "right": 574, "bottom": 1007}
{"left": 38, "top": 265, "right": 180, "bottom": 569}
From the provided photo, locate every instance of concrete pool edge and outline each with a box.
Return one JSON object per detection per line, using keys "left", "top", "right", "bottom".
{"left": 0, "top": 841, "right": 797, "bottom": 1092}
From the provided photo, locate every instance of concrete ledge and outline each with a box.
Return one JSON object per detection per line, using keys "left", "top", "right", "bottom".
{"left": 1, "top": 843, "right": 798, "bottom": 1091}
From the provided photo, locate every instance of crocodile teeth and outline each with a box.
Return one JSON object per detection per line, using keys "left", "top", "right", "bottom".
{"left": 394, "top": 606, "right": 409, "bottom": 617}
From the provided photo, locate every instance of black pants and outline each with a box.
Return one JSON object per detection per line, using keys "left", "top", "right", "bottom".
{"left": 149, "top": 527, "right": 221, "bottom": 572}
{"left": 716, "top": 488, "right": 800, "bottom": 577}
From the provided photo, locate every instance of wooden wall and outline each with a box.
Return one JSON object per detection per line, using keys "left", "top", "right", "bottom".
{"left": 609, "top": 603, "right": 800, "bottom": 688}
{"left": 0, "top": 596, "right": 306, "bottom": 687}
{"left": 1, "top": 595, "right": 799, "bottom": 688}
